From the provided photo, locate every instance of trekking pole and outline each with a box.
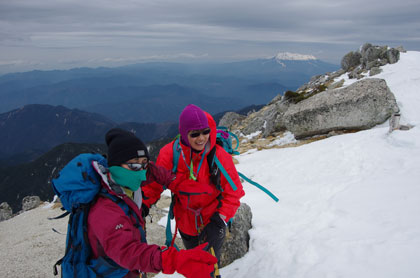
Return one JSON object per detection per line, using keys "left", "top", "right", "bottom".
{"left": 198, "top": 228, "right": 220, "bottom": 277}
{"left": 210, "top": 247, "right": 221, "bottom": 278}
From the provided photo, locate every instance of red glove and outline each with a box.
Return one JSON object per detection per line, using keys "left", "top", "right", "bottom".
{"left": 143, "top": 161, "right": 176, "bottom": 189}
{"left": 161, "top": 243, "right": 217, "bottom": 278}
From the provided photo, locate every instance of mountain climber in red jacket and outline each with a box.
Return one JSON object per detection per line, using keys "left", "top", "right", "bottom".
{"left": 87, "top": 128, "right": 217, "bottom": 278}
{"left": 142, "top": 104, "right": 245, "bottom": 269}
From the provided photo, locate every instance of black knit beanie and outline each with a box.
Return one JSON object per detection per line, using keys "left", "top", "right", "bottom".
{"left": 105, "top": 128, "right": 149, "bottom": 167}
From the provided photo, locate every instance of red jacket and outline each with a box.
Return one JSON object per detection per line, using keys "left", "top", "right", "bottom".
{"left": 143, "top": 112, "right": 245, "bottom": 236}
{"left": 87, "top": 164, "right": 162, "bottom": 277}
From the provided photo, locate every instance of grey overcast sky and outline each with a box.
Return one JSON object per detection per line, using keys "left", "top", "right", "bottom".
{"left": 1, "top": 0, "right": 419, "bottom": 74}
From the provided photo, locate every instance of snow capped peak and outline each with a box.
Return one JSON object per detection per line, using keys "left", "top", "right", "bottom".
{"left": 275, "top": 52, "right": 317, "bottom": 61}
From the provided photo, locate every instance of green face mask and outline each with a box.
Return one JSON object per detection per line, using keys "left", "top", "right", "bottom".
{"left": 109, "top": 166, "right": 147, "bottom": 192}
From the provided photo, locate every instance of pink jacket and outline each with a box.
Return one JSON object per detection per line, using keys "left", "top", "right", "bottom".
{"left": 87, "top": 164, "right": 162, "bottom": 276}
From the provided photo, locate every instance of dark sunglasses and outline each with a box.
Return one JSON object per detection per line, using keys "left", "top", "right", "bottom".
{"left": 126, "top": 162, "right": 148, "bottom": 171}
{"left": 189, "top": 128, "right": 211, "bottom": 138}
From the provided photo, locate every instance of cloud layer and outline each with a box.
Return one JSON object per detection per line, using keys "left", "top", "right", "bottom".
{"left": 1, "top": 0, "right": 419, "bottom": 73}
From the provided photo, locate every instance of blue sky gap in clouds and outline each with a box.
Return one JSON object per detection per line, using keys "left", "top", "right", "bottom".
{"left": 1, "top": 0, "right": 419, "bottom": 73}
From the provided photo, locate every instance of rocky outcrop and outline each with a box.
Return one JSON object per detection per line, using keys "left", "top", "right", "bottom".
{"left": 225, "top": 79, "right": 400, "bottom": 140}
{"left": 226, "top": 77, "right": 399, "bottom": 140}
{"left": 0, "top": 202, "right": 13, "bottom": 222}
{"left": 22, "top": 196, "right": 41, "bottom": 211}
{"left": 218, "top": 112, "right": 246, "bottom": 130}
{"left": 341, "top": 51, "right": 362, "bottom": 71}
{"left": 292, "top": 43, "right": 400, "bottom": 96}
{"left": 283, "top": 78, "right": 399, "bottom": 138}
{"left": 221, "top": 100, "right": 291, "bottom": 137}
{"left": 342, "top": 43, "right": 400, "bottom": 76}
{"left": 220, "top": 202, "right": 252, "bottom": 267}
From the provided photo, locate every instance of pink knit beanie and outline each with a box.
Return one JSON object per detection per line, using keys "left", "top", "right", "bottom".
{"left": 179, "top": 104, "right": 209, "bottom": 147}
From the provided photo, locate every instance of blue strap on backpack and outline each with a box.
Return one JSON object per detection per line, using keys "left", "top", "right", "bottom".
{"left": 237, "top": 172, "right": 279, "bottom": 202}
{"left": 162, "top": 139, "right": 182, "bottom": 249}
{"left": 214, "top": 126, "right": 279, "bottom": 202}
{"left": 164, "top": 196, "right": 177, "bottom": 248}
{"left": 51, "top": 153, "right": 145, "bottom": 278}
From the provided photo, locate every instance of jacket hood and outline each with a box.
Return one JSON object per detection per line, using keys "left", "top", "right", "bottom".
{"left": 204, "top": 111, "right": 217, "bottom": 150}
{"left": 179, "top": 110, "right": 217, "bottom": 154}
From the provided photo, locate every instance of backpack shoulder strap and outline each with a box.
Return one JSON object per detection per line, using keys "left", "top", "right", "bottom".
{"left": 207, "top": 146, "right": 222, "bottom": 192}
{"left": 164, "top": 194, "right": 179, "bottom": 250}
{"left": 172, "top": 137, "right": 181, "bottom": 173}
{"left": 166, "top": 137, "right": 181, "bottom": 250}
{"left": 213, "top": 155, "right": 238, "bottom": 191}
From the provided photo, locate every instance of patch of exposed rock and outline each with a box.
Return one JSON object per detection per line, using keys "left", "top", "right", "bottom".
{"left": 0, "top": 195, "right": 43, "bottom": 222}
{"left": 0, "top": 202, "right": 13, "bottom": 221}
{"left": 223, "top": 100, "right": 291, "bottom": 138}
{"left": 22, "top": 196, "right": 41, "bottom": 211}
{"left": 144, "top": 195, "right": 184, "bottom": 248}
{"left": 220, "top": 202, "right": 252, "bottom": 267}
{"left": 218, "top": 112, "right": 246, "bottom": 130}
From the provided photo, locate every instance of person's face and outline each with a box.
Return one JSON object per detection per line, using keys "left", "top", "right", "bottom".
{"left": 121, "top": 156, "right": 148, "bottom": 171}
{"left": 187, "top": 128, "right": 210, "bottom": 151}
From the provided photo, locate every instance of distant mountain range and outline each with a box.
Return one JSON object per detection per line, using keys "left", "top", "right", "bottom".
{"left": 0, "top": 103, "right": 263, "bottom": 166}
{"left": 0, "top": 55, "right": 338, "bottom": 123}
{"left": 0, "top": 104, "right": 179, "bottom": 164}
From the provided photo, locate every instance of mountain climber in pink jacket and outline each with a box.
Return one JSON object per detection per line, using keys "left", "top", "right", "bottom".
{"left": 87, "top": 128, "right": 217, "bottom": 278}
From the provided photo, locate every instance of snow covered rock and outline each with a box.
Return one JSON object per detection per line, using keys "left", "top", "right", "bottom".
{"left": 283, "top": 78, "right": 399, "bottom": 138}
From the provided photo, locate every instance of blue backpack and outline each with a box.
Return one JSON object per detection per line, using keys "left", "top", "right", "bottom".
{"left": 51, "top": 153, "right": 145, "bottom": 278}
{"left": 164, "top": 126, "right": 278, "bottom": 247}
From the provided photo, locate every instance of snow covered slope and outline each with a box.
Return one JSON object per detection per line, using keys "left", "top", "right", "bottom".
{"left": 157, "top": 51, "right": 420, "bottom": 277}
